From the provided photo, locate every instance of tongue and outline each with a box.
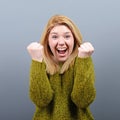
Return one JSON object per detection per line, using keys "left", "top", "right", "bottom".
{"left": 58, "top": 50, "right": 65, "bottom": 54}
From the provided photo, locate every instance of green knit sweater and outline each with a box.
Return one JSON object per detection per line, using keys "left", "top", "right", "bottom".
{"left": 29, "top": 57, "right": 96, "bottom": 120}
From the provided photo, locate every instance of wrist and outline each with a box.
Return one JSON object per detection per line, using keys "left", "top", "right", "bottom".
{"left": 32, "top": 58, "right": 43, "bottom": 62}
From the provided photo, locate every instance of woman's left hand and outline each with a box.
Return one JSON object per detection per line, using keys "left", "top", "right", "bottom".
{"left": 78, "top": 42, "right": 94, "bottom": 58}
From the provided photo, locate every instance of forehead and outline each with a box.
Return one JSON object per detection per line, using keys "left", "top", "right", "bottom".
{"left": 50, "top": 25, "right": 71, "bottom": 34}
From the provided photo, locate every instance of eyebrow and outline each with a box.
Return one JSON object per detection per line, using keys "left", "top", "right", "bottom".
{"left": 50, "top": 32, "right": 71, "bottom": 35}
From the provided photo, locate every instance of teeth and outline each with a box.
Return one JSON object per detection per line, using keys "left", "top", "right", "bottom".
{"left": 57, "top": 48, "right": 66, "bottom": 50}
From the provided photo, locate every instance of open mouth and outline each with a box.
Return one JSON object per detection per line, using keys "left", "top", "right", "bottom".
{"left": 57, "top": 48, "right": 67, "bottom": 55}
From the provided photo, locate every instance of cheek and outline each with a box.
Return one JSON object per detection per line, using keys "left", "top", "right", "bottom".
{"left": 69, "top": 40, "right": 74, "bottom": 52}
{"left": 48, "top": 40, "right": 56, "bottom": 53}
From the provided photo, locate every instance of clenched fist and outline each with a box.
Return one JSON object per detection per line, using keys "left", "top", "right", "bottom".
{"left": 78, "top": 42, "right": 94, "bottom": 58}
{"left": 27, "top": 42, "right": 43, "bottom": 62}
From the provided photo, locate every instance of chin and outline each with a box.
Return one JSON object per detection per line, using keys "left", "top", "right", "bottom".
{"left": 58, "top": 58, "right": 68, "bottom": 63}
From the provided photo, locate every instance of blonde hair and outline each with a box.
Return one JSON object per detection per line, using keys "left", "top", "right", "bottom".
{"left": 40, "top": 15, "right": 83, "bottom": 75}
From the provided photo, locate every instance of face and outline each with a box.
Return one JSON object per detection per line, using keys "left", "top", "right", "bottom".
{"left": 48, "top": 25, "right": 74, "bottom": 63}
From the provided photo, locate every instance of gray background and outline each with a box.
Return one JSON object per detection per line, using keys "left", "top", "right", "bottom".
{"left": 0, "top": 0, "right": 120, "bottom": 120}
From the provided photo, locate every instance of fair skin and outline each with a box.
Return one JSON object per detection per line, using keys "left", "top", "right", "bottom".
{"left": 48, "top": 25, "right": 74, "bottom": 63}
{"left": 27, "top": 25, "right": 94, "bottom": 62}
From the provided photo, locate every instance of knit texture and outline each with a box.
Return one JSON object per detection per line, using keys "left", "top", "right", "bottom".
{"left": 29, "top": 57, "right": 96, "bottom": 120}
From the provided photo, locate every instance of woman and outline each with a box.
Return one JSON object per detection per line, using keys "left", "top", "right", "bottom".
{"left": 27, "top": 14, "right": 96, "bottom": 120}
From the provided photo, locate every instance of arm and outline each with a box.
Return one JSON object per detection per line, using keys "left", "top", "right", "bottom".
{"left": 29, "top": 60, "right": 54, "bottom": 108}
{"left": 71, "top": 57, "right": 96, "bottom": 108}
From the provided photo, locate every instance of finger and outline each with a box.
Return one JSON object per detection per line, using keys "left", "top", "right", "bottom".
{"left": 28, "top": 42, "right": 42, "bottom": 50}
{"left": 80, "top": 44, "right": 89, "bottom": 52}
{"left": 86, "top": 43, "right": 94, "bottom": 55}
{"left": 82, "top": 42, "right": 94, "bottom": 53}
{"left": 27, "top": 42, "right": 38, "bottom": 49}
{"left": 78, "top": 47, "right": 84, "bottom": 52}
{"left": 86, "top": 42, "right": 94, "bottom": 51}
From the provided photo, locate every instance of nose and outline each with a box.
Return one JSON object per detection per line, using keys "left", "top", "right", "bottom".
{"left": 58, "top": 37, "right": 65, "bottom": 46}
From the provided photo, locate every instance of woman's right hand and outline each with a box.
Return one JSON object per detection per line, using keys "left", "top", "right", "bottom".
{"left": 27, "top": 42, "right": 43, "bottom": 62}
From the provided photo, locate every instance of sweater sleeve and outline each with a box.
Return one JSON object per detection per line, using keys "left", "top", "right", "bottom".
{"left": 29, "top": 60, "right": 54, "bottom": 108}
{"left": 71, "top": 57, "right": 96, "bottom": 109}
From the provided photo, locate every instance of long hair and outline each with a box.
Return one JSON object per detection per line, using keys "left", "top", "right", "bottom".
{"left": 40, "top": 15, "right": 83, "bottom": 75}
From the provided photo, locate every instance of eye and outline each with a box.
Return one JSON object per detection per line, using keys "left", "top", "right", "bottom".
{"left": 52, "top": 35, "right": 58, "bottom": 39}
{"left": 64, "top": 35, "right": 71, "bottom": 39}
